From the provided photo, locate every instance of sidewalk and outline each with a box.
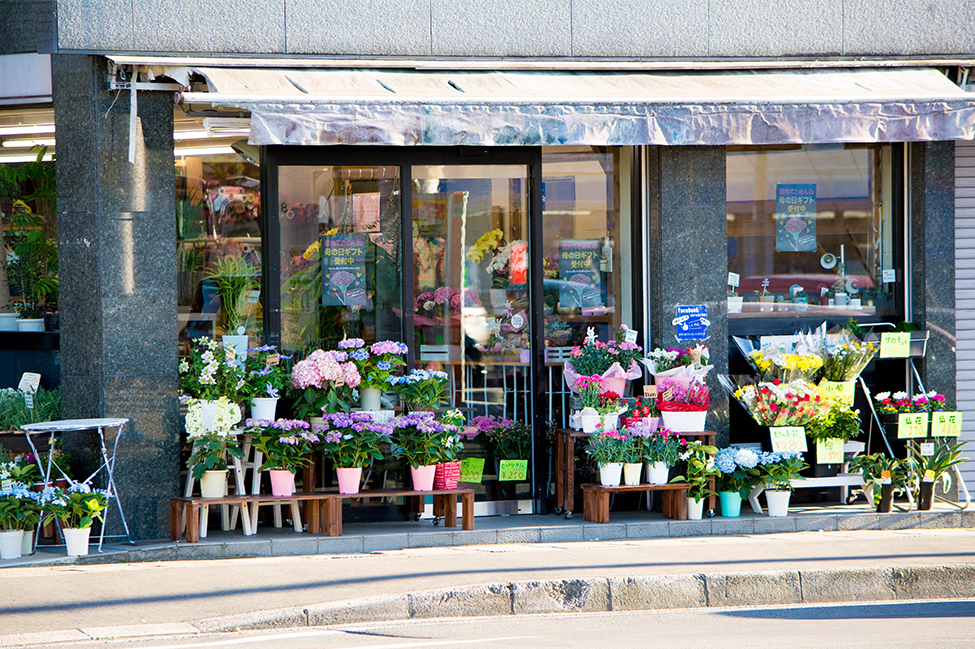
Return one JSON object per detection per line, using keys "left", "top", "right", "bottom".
{"left": 1, "top": 502, "right": 974, "bottom": 646}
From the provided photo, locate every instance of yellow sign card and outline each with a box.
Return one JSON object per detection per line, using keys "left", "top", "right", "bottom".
{"left": 498, "top": 459, "right": 529, "bottom": 482}
{"left": 931, "top": 411, "right": 962, "bottom": 438}
{"left": 769, "top": 426, "right": 808, "bottom": 453}
{"left": 879, "top": 332, "right": 911, "bottom": 358}
{"left": 897, "top": 412, "right": 929, "bottom": 439}
{"left": 816, "top": 438, "right": 845, "bottom": 464}
{"left": 818, "top": 380, "right": 856, "bottom": 406}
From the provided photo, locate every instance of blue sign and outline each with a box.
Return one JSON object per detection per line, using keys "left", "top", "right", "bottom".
{"left": 673, "top": 305, "right": 709, "bottom": 341}
{"left": 775, "top": 183, "right": 817, "bottom": 252}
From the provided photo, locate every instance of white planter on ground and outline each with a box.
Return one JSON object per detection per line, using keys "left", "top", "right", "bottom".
{"left": 599, "top": 463, "right": 623, "bottom": 487}
{"left": 0, "top": 530, "right": 24, "bottom": 560}
{"left": 250, "top": 397, "right": 279, "bottom": 421}
{"left": 21, "top": 529, "right": 34, "bottom": 556}
{"left": 645, "top": 461, "right": 669, "bottom": 485}
{"left": 687, "top": 496, "right": 705, "bottom": 520}
{"left": 765, "top": 489, "right": 792, "bottom": 517}
{"left": 62, "top": 527, "right": 91, "bottom": 557}
{"left": 622, "top": 463, "right": 642, "bottom": 486}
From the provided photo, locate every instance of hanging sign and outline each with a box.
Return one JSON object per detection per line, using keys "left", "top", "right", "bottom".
{"left": 673, "top": 305, "right": 709, "bottom": 341}
{"left": 498, "top": 459, "right": 529, "bottom": 481}
{"left": 879, "top": 332, "right": 911, "bottom": 358}
{"left": 321, "top": 234, "right": 368, "bottom": 307}
{"left": 816, "top": 438, "right": 844, "bottom": 464}
{"left": 775, "top": 184, "right": 817, "bottom": 252}
{"left": 769, "top": 426, "right": 808, "bottom": 453}
{"left": 559, "top": 240, "right": 602, "bottom": 311}
{"left": 897, "top": 413, "right": 928, "bottom": 439}
{"left": 931, "top": 411, "right": 962, "bottom": 438}
{"left": 460, "top": 458, "right": 485, "bottom": 484}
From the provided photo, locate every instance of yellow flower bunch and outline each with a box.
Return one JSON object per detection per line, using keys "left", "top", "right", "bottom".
{"left": 466, "top": 229, "right": 504, "bottom": 263}
{"left": 747, "top": 350, "right": 823, "bottom": 383}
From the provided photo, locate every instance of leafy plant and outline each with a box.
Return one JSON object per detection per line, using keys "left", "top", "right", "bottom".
{"left": 187, "top": 433, "right": 243, "bottom": 480}
{"left": 206, "top": 255, "right": 259, "bottom": 334}
{"left": 6, "top": 201, "right": 58, "bottom": 318}
{"left": 756, "top": 451, "right": 808, "bottom": 491}
{"left": 40, "top": 483, "right": 107, "bottom": 529}
{"left": 909, "top": 440, "right": 967, "bottom": 495}
{"left": 671, "top": 442, "right": 719, "bottom": 502}
{"left": 245, "top": 419, "right": 319, "bottom": 472}
{"left": 805, "top": 401, "right": 862, "bottom": 442}
{"left": 389, "top": 413, "right": 458, "bottom": 468}
{"left": 849, "top": 453, "right": 912, "bottom": 495}
{"left": 0, "top": 486, "right": 42, "bottom": 531}
{"left": 386, "top": 369, "right": 448, "bottom": 412}
{"left": 0, "top": 386, "right": 60, "bottom": 430}
{"left": 314, "top": 412, "right": 392, "bottom": 468}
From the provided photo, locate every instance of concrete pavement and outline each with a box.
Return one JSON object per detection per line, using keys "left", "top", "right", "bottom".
{"left": 1, "top": 527, "right": 974, "bottom": 646}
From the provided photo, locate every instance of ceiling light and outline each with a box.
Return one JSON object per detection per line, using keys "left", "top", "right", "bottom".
{"left": 0, "top": 124, "right": 55, "bottom": 136}
{"left": 174, "top": 146, "right": 237, "bottom": 157}
{"left": 1, "top": 138, "right": 56, "bottom": 148}
{"left": 0, "top": 152, "right": 54, "bottom": 163}
{"left": 173, "top": 130, "right": 210, "bottom": 141}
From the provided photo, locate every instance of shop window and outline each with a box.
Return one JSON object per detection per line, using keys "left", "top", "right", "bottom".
{"left": 726, "top": 144, "right": 899, "bottom": 319}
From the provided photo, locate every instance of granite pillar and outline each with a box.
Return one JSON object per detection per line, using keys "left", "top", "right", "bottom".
{"left": 647, "top": 147, "right": 729, "bottom": 444}
{"left": 53, "top": 54, "right": 179, "bottom": 540}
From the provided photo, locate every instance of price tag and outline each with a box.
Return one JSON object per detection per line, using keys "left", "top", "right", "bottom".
{"left": 643, "top": 385, "right": 657, "bottom": 399}
{"left": 0, "top": 480, "right": 13, "bottom": 491}
{"left": 818, "top": 380, "right": 856, "bottom": 406}
{"left": 23, "top": 392, "right": 34, "bottom": 409}
{"left": 897, "top": 412, "right": 928, "bottom": 439}
{"left": 246, "top": 290, "right": 260, "bottom": 304}
{"left": 880, "top": 332, "right": 911, "bottom": 359}
{"left": 882, "top": 269, "right": 897, "bottom": 283}
{"left": 931, "top": 411, "right": 962, "bottom": 438}
{"left": 816, "top": 438, "right": 844, "bottom": 464}
{"left": 881, "top": 470, "right": 892, "bottom": 485}
{"left": 510, "top": 313, "right": 525, "bottom": 330}
{"left": 498, "top": 459, "right": 528, "bottom": 481}
{"left": 727, "top": 272, "right": 740, "bottom": 288}
{"left": 769, "top": 426, "right": 808, "bottom": 453}
{"left": 920, "top": 442, "right": 935, "bottom": 457}
{"left": 923, "top": 470, "right": 936, "bottom": 483}
{"left": 850, "top": 299, "right": 861, "bottom": 309}
{"left": 223, "top": 343, "right": 237, "bottom": 363}
{"left": 460, "top": 457, "right": 485, "bottom": 484}
{"left": 624, "top": 329, "right": 638, "bottom": 344}
{"left": 18, "top": 372, "right": 40, "bottom": 394}
{"left": 266, "top": 353, "right": 281, "bottom": 366}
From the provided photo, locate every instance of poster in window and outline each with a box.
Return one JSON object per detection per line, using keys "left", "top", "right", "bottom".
{"left": 558, "top": 239, "right": 602, "bottom": 310}
{"left": 775, "top": 184, "right": 817, "bottom": 252}
{"left": 321, "top": 234, "right": 368, "bottom": 307}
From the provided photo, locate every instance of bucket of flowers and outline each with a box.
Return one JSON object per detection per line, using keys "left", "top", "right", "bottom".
{"left": 313, "top": 412, "right": 393, "bottom": 494}
{"left": 245, "top": 418, "right": 319, "bottom": 497}
{"left": 818, "top": 329, "right": 877, "bottom": 405}
{"left": 656, "top": 377, "right": 710, "bottom": 432}
{"left": 721, "top": 375, "right": 823, "bottom": 428}
{"left": 562, "top": 325, "right": 643, "bottom": 396}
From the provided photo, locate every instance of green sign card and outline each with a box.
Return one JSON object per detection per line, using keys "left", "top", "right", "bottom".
{"left": 769, "top": 426, "right": 808, "bottom": 453}
{"left": 816, "top": 438, "right": 844, "bottom": 464}
{"left": 498, "top": 459, "right": 529, "bottom": 482}
{"left": 880, "top": 332, "right": 911, "bottom": 359}
{"left": 897, "top": 412, "right": 929, "bottom": 439}
{"left": 460, "top": 458, "right": 485, "bottom": 484}
{"left": 931, "top": 411, "right": 963, "bottom": 438}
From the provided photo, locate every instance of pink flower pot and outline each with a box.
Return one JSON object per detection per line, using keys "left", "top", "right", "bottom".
{"left": 411, "top": 464, "right": 437, "bottom": 491}
{"left": 335, "top": 467, "right": 362, "bottom": 495}
{"left": 268, "top": 469, "right": 295, "bottom": 497}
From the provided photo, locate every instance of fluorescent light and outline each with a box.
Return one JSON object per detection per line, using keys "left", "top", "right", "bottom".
{"left": 173, "top": 130, "right": 210, "bottom": 141}
{"left": 1, "top": 138, "right": 56, "bottom": 148}
{"left": 174, "top": 146, "right": 237, "bottom": 157}
{"left": 0, "top": 124, "right": 55, "bottom": 136}
{"left": 0, "top": 153, "right": 54, "bottom": 163}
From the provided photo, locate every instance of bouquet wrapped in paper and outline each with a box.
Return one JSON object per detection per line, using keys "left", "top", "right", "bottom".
{"left": 734, "top": 336, "right": 823, "bottom": 384}
{"left": 719, "top": 375, "right": 823, "bottom": 427}
{"left": 643, "top": 345, "right": 713, "bottom": 382}
{"left": 656, "top": 376, "right": 710, "bottom": 413}
{"left": 563, "top": 326, "right": 643, "bottom": 394}
{"left": 820, "top": 328, "right": 878, "bottom": 382}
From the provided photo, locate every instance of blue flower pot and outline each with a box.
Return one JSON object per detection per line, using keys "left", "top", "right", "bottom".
{"left": 719, "top": 491, "right": 742, "bottom": 518}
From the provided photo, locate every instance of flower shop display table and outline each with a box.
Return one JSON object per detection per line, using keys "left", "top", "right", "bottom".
{"left": 581, "top": 483, "right": 692, "bottom": 523}
{"left": 556, "top": 429, "right": 717, "bottom": 519}
{"left": 170, "top": 487, "right": 475, "bottom": 543}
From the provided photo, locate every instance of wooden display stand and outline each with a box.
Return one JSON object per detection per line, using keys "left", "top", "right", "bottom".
{"left": 582, "top": 483, "right": 691, "bottom": 523}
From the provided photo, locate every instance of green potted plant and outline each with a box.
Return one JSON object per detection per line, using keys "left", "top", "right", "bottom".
{"left": 586, "top": 429, "right": 630, "bottom": 487}
{"left": 39, "top": 483, "right": 107, "bottom": 557}
{"left": 0, "top": 486, "right": 40, "bottom": 560}
{"left": 314, "top": 412, "right": 392, "bottom": 494}
{"left": 386, "top": 369, "right": 449, "bottom": 413}
{"left": 206, "top": 255, "right": 259, "bottom": 360}
{"left": 5, "top": 201, "right": 58, "bottom": 332}
{"left": 755, "top": 451, "right": 809, "bottom": 516}
{"left": 184, "top": 397, "right": 243, "bottom": 498}
{"left": 241, "top": 345, "right": 293, "bottom": 421}
{"left": 849, "top": 453, "right": 911, "bottom": 513}
{"left": 909, "top": 440, "right": 967, "bottom": 510}
{"left": 642, "top": 427, "right": 687, "bottom": 485}
{"left": 389, "top": 412, "right": 459, "bottom": 491}
{"left": 671, "top": 441, "right": 719, "bottom": 520}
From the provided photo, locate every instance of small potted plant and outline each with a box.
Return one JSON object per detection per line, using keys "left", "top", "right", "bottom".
{"left": 756, "top": 451, "right": 808, "bottom": 516}
{"left": 205, "top": 255, "right": 259, "bottom": 360}
{"left": 342, "top": 339, "right": 408, "bottom": 413}
{"left": 314, "top": 412, "right": 392, "bottom": 494}
{"left": 245, "top": 418, "right": 319, "bottom": 497}
{"left": 241, "top": 345, "right": 292, "bottom": 421}
{"left": 575, "top": 374, "right": 603, "bottom": 433}
{"left": 386, "top": 369, "right": 449, "bottom": 413}
{"left": 389, "top": 412, "right": 459, "bottom": 491}
{"left": 849, "top": 453, "right": 911, "bottom": 513}
{"left": 596, "top": 390, "right": 624, "bottom": 430}
{"left": 185, "top": 397, "right": 244, "bottom": 498}
{"left": 671, "top": 441, "right": 719, "bottom": 520}
{"left": 642, "top": 427, "right": 687, "bottom": 485}
{"left": 713, "top": 446, "right": 761, "bottom": 518}
{"left": 0, "top": 485, "right": 40, "bottom": 560}
{"left": 39, "top": 482, "right": 107, "bottom": 557}
{"left": 586, "top": 429, "right": 630, "bottom": 487}
{"left": 909, "top": 440, "right": 967, "bottom": 511}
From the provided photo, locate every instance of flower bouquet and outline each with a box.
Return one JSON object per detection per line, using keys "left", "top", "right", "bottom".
{"left": 290, "top": 348, "right": 361, "bottom": 418}
{"left": 720, "top": 375, "right": 823, "bottom": 427}
{"left": 656, "top": 377, "right": 709, "bottom": 432}
{"left": 644, "top": 344, "right": 713, "bottom": 383}
{"left": 386, "top": 369, "right": 449, "bottom": 412}
{"left": 563, "top": 325, "right": 643, "bottom": 395}
{"left": 179, "top": 337, "right": 244, "bottom": 401}
{"left": 821, "top": 332, "right": 878, "bottom": 382}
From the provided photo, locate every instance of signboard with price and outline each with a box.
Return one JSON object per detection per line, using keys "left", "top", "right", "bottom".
{"left": 879, "top": 332, "right": 911, "bottom": 358}
{"left": 769, "top": 427, "right": 808, "bottom": 453}
{"left": 498, "top": 459, "right": 528, "bottom": 482}
{"left": 931, "top": 411, "right": 962, "bottom": 438}
{"left": 460, "top": 458, "right": 485, "bottom": 483}
{"left": 815, "top": 438, "right": 845, "bottom": 464}
{"left": 818, "top": 380, "right": 856, "bottom": 406}
{"left": 897, "top": 413, "right": 928, "bottom": 439}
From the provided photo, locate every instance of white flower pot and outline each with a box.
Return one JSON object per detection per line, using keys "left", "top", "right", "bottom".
{"left": 645, "top": 461, "right": 669, "bottom": 485}
{"left": 17, "top": 318, "right": 45, "bottom": 332}
{"left": 222, "top": 334, "right": 249, "bottom": 366}
{"left": 623, "top": 462, "right": 643, "bottom": 486}
{"left": 62, "top": 527, "right": 91, "bottom": 557}
{"left": 687, "top": 496, "right": 705, "bottom": 520}
{"left": 250, "top": 397, "right": 279, "bottom": 421}
{"left": 360, "top": 387, "right": 383, "bottom": 412}
{"left": 602, "top": 413, "right": 620, "bottom": 430}
{"left": 22, "top": 529, "right": 34, "bottom": 556}
{"left": 765, "top": 489, "right": 792, "bottom": 517}
{"left": 0, "top": 530, "right": 24, "bottom": 560}
{"left": 199, "top": 469, "right": 228, "bottom": 498}
{"left": 0, "top": 313, "right": 19, "bottom": 331}
{"left": 599, "top": 463, "right": 623, "bottom": 487}
{"left": 580, "top": 414, "right": 600, "bottom": 433}
{"left": 727, "top": 296, "right": 743, "bottom": 313}
{"left": 661, "top": 410, "right": 707, "bottom": 433}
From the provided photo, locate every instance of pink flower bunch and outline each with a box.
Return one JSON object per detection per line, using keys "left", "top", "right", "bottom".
{"left": 290, "top": 349, "right": 361, "bottom": 390}
{"left": 370, "top": 340, "right": 409, "bottom": 356}
{"left": 574, "top": 375, "right": 604, "bottom": 390}
{"left": 433, "top": 287, "right": 453, "bottom": 304}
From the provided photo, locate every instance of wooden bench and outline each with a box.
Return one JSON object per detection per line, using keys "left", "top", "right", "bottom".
{"left": 581, "top": 483, "right": 692, "bottom": 523}
{"left": 171, "top": 487, "right": 475, "bottom": 543}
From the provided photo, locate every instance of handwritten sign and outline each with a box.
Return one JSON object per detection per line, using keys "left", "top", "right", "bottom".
{"left": 266, "top": 353, "right": 280, "bottom": 366}
{"left": 498, "top": 459, "right": 528, "bottom": 481}
{"left": 727, "top": 272, "right": 740, "bottom": 288}
{"left": 624, "top": 329, "right": 639, "bottom": 344}
{"left": 931, "top": 411, "right": 962, "bottom": 438}
{"left": 559, "top": 239, "right": 602, "bottom": 310}
{"left": 923, "top": 469, "right": 936, "bottom": 483}
{"left": 897, "top": 412, "right": 928, "bottom": 439}
{"left": 880, "top": 332, "right": 911, "bottom": 359}
{"left": 643, "top": 385, "right": 657, "bottom": 399}
{"left": 460, "top": 458, "right": 485, "bottom": 484}
{"left": 819, "top": 380, "right": 856, "bottom": 406}
{"left": 673, "top": 305, "right": 709, "bottom": 341}
{"left": 882, "top": 269, "right": 897, "bottom": 283}
{"left": 816, "top": 438, "right": 844, "bottom": 464}
{"left": 18, "top": 372, "right": 40, "bottom": 394}
{"left": 775, "top": 184, "right": 817, "bottom": 252}
{"left": 321, "top": 234, "right": 368, "bottom": 307}
{"left": 769, "top": 426, "right": 808, "bottom": 453}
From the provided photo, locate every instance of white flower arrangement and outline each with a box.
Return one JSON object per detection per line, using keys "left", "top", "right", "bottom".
{"left": 185, "top": 397, "right": 241, "bottom": 438}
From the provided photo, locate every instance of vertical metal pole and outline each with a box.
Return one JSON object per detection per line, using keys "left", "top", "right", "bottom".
{"left": 261, "top": 147, "right": 282, "bottom": 349}
{"left": 528, "top": 148, "right": 547, "bottom": 514}
{"left": 401, "top": 165, "right": 416, "bottom": 370}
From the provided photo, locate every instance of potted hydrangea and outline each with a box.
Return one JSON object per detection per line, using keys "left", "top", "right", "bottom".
{"left": 386, "top": 369, "right": 449, "bottom": 412}
{"left": 389, "top": 412, "right": 459, "bottom": 491}
{"left": 341, "top": 339, "right": 408, "bottom": 412}
{"left": 245, "top": 418, "right": 319, "bottom": 497}
{"left": 713, "top": 447, "right": 761, "bottom": 518}
{"left": 184, "top": 397, "right": 243, "bottom": 498}
{"left": 39, "top": 482, "right": 107, "bottom": 557}
{"left": 0, "top": 485, "right": 41, "bottom": 560}
{"left": 290, "top": 348, "right": 361, "bottom": 418}
{"left": 241, "top": 345, "right": 293, "bottom": 421}
{"left": 179, "top": 337, "right": 244, "bottom": 433}
{"left": 314, "top": 412, "right": 393, "bottom": 494}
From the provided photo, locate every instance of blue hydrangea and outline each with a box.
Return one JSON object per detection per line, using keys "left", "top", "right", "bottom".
{"left": 351, "top": 349, "right": 369, "bottom": 361}
{"left": 714, "top": 448, "right": 737, "bottom": 473}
